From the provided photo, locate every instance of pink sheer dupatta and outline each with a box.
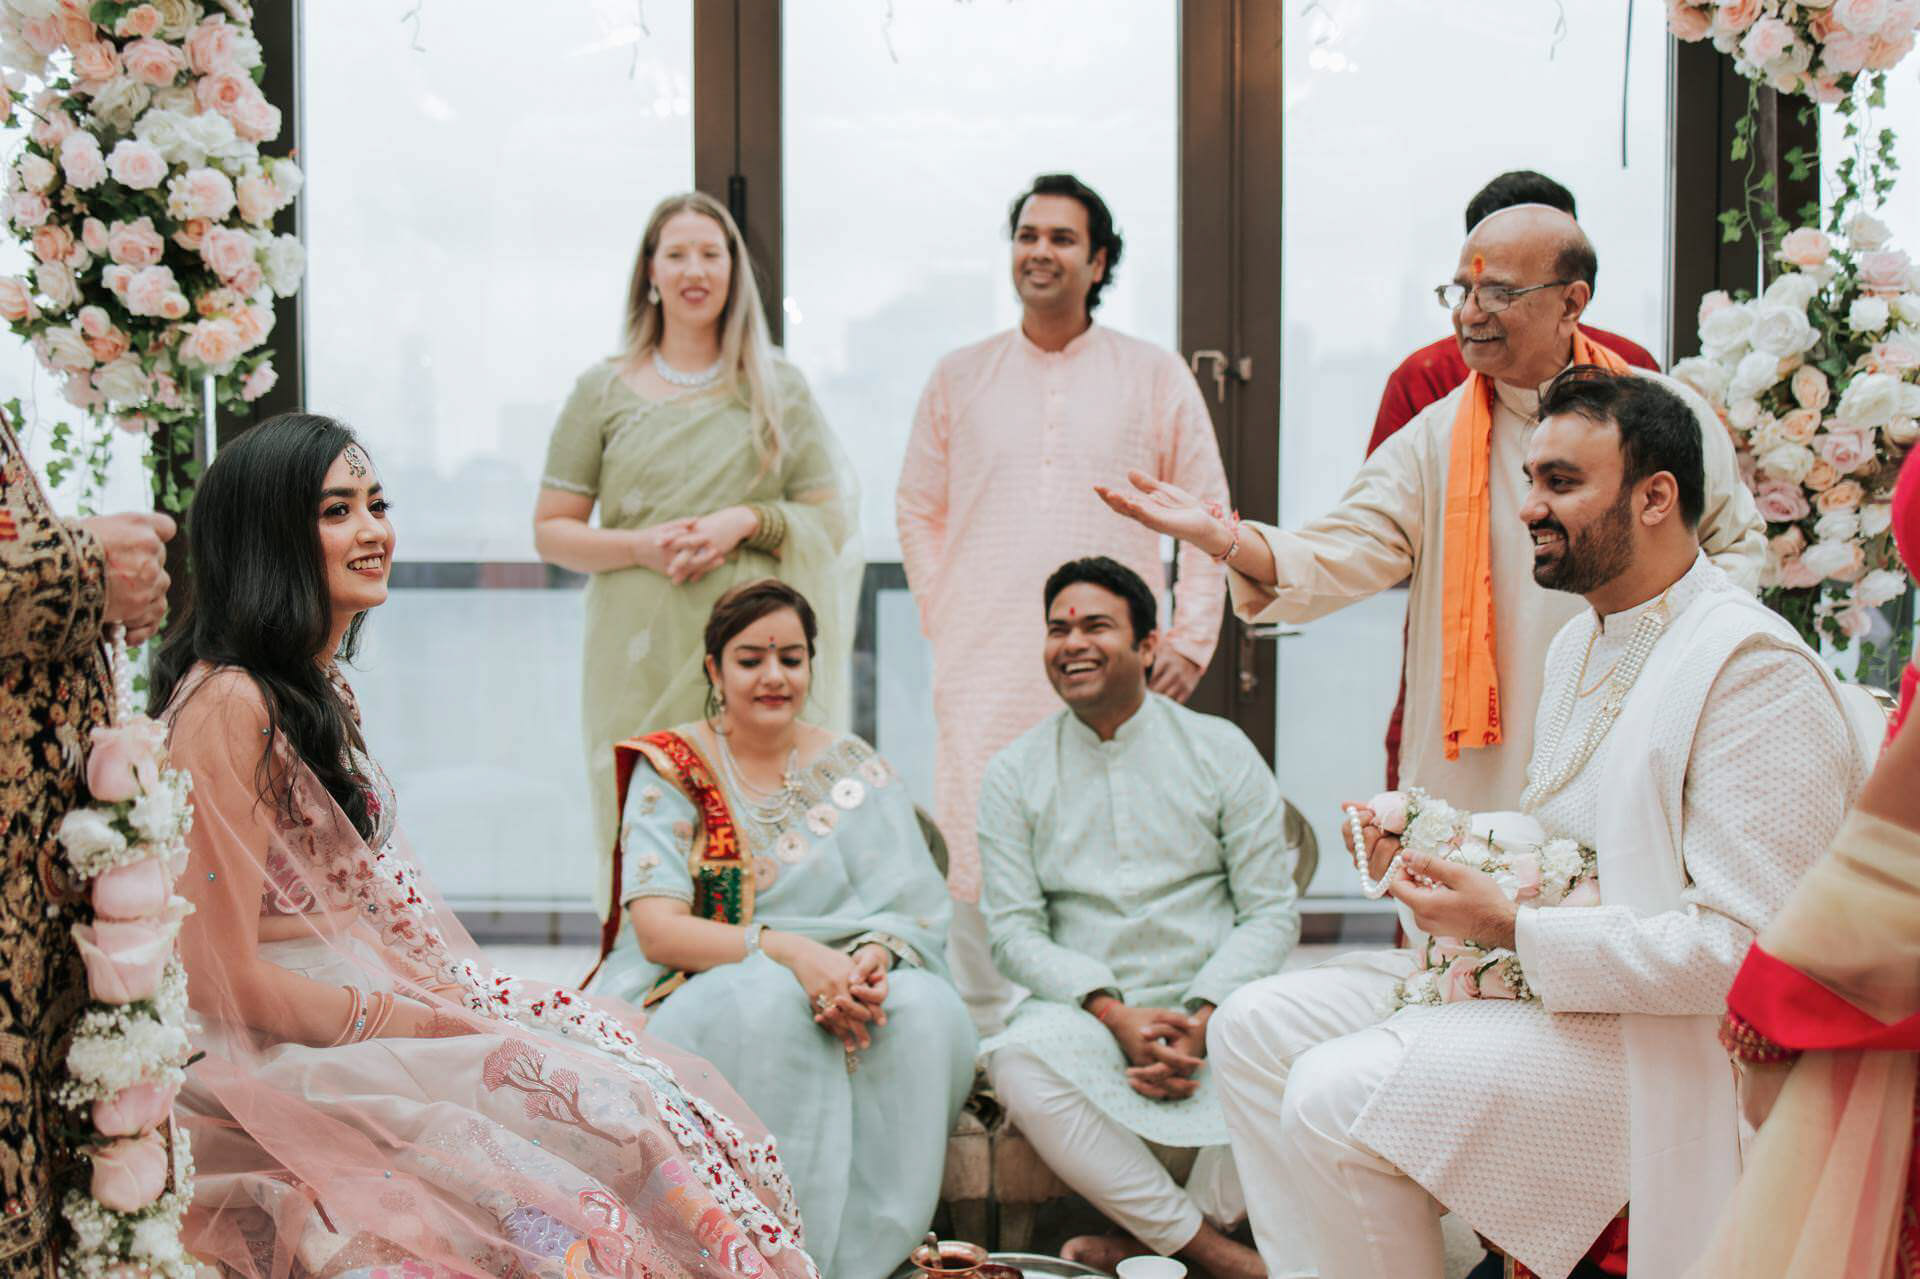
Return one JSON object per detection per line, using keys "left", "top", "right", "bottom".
{"left": 166, "top": 664, "right": 815, "bottom": 1279}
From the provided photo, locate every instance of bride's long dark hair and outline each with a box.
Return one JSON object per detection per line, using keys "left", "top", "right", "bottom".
{"left": 151, "top": 412, "right": 375, "bottom": 838}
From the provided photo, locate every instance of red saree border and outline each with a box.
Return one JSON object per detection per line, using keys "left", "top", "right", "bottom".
{"left": 1729, "top": 945, "right": 1920, "bottom": 1053}
{"left": 584, "top": 730, "right": 752, "bottom": 1004}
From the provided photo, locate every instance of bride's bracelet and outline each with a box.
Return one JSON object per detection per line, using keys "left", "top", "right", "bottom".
{"left": 328, "top": 985, "right": 365, "bottom": 1048}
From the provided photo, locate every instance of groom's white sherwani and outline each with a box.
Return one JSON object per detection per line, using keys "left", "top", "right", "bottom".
{"left": 1211, "top": 555, "right": 1864, "bottom": 1279}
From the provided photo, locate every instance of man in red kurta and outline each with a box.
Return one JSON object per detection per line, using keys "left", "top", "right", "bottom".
{"left": 1370, "top": 170, "right": 1659, "bottom": 790}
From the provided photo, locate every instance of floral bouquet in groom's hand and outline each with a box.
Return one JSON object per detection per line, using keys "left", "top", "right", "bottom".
{"left": 1358, "top": 791, "right": 1598, "bottom": 1010}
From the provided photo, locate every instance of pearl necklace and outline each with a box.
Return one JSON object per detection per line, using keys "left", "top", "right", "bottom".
{"left": 1520, "top": 590, "right": 1672, "bottom": 811}
{"left": 653, "top": 349, "right": 724, "bottom": 388}
{"left": 715, "top": 729, "right": 804, "bottom": 830}
{"left": 1345, "top": 804, "right": 1404, "bottom": 899}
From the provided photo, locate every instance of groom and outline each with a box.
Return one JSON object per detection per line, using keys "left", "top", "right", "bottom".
{"left": 1203, "top": 367, "right": 1864, "bottom": 1278}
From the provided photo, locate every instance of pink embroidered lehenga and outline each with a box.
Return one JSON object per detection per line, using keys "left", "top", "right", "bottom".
{"left": 165, "top": 663, "right": 817, "bottom": 1279}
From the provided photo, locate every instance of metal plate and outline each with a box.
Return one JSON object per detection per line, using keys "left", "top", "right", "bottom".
{"left": 888, "top": 1255, "right": 1104, "bottom": 1279}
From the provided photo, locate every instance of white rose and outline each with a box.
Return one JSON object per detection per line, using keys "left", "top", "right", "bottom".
{"left": 36, "top": 261, "right": 76, "bottom": 313}
{"left": 2, "top": 0, "right": 64, "bottom": 18}
{"left": 1729, "top": 398, "right": 1765, "bottom": 430}
{"left": 1803, "top": 539, "right": 1862, "bottom": 580}
{"left": 1816, "top": 510, "right": 1862, "bottom": 542}
{"left": 1851, "top": 295, "right": 1893, "bottom": 333}
{"left": 1897, "top": 295, "right": 1920, "bottom": 325}
{"left": 128, "top": 783, "right": 180, "bottom": 842}
{"left": 1408, "top": 809, "right": 1458, "bottom": 851}
{"left": 228, "top": 30, "right": 263, "bottom": 71}
{"left": 1671, "top": 355, "right": 1730, "bottom": 403}
{"left": 89, "top": 75, "right": 151, "bottom": 133}
{"left": 1749, "top": 303, "right": 1821, "bottom": 357}
{"left": 1849, "top": 211, "right": 1895, "bottom": 251}
{"left": 93, "top": 356, "right": 149, "bottom": 404}
{"left": 1888, "top": 416, "right": 1920, "bottom": 445}
{"left": 1855, "top": 568, "right": 1910, "bottom": 607}
{"left": 266, "top": 156, "right": 303, "bottom": 200}
{"left": 131, "top": 108, "right": 193, "bottom": 164}
{"left": 1836, "top": 371, "right": 1906, "bottom": 427}
{"left": 1746, "top": 414, "right": 1787, "bottom": 454}
{"left": 57, "top": 808, "right": 126, "bottom": 862}
{"left": 1901, "top": 384, "right": 1920, "bottom": 418}
{"left": 1758, "top": 442, "right": 1818, "bottom": 483}
{"left": 152, "top": 0, "right": 204, "bottom": 40}
{"left": 1863, "top": 502, "right": 1895, "bottom": 537}
{"left": 151, "top": 84, "right": 196, "bottom": 114}
{"left": 37, "top": 325, "right": 92, "bottom": 372}
{"left": 1729, "top": 349, "right": 1785, "bottom": 402}
{"left": 13, "top": 152, "right": 52, "bottom": 193}
{"left": 1763, "top": 273, "right": 1821, "bottom": 311}
{"left": 1700, "top": 302, "right": 1756, "bottom": 351}
{"left": 262, "top": 233, "right": 303, "bottom": 296}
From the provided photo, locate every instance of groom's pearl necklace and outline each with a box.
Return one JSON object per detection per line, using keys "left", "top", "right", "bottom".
{"left": 1520, "top": 590, "right": 1672, "bottom": 812}
{"left": 1347, "top": 804, "right": 1404, "bottom": 899}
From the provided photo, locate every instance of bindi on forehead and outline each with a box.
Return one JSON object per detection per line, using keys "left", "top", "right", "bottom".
{"left": 342, "top": 445, "right": 368, "bottom": 478}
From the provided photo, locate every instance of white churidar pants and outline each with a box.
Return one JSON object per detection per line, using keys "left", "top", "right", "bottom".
{"left": 986, "top": 1046, "right": 1246, "bottom": 1256}
{"left": 1210, "top": 952, "right": 1484, "bottom": 1279}
{"left": 947, "top": 897, "right": 1024, "bottom": 1036}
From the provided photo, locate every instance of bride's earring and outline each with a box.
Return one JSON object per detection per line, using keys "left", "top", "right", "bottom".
{"left": 647, "top": 283, "right": 661, "bottom": 305}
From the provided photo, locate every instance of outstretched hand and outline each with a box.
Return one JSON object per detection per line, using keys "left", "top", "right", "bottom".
{"left": 1094, "top": 470, "right": 1230, "bottom": 551}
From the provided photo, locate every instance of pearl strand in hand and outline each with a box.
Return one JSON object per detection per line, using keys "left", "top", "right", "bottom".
{"left": 1346, "top": 804, "right": 1403, "bottom": 899}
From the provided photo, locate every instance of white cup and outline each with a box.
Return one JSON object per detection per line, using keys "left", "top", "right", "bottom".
{"left": 1115, "top": 1259, "right": 1187, "bottom": 1279}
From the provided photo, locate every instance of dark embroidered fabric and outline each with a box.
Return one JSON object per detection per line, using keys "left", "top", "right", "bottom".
{"left": 0, "top": 414, "right": 109, "bottom": 1274}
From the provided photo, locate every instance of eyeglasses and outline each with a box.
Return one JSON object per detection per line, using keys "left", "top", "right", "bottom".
{"left": 1433, "top": 280, "right": 1573, "bottom": 313}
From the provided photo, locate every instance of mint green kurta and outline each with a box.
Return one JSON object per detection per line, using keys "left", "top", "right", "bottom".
{"left": 542, "top": 359, "right": 860, "bottom": 919}
{"left": 586, "top": 730, "right": 976, "bottom": 1279}
{"left": 978, "top": 694, "right": 1300, "bottom": 1147}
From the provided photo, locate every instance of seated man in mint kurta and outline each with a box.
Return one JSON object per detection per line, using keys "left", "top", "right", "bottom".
{"left": 979, "top": 557, "right": 1299, "bottom": 1279}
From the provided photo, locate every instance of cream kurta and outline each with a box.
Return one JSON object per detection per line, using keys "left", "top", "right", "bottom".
{"left": 1228, "top": 369, "right": 1766, "bottom": 816}
{"left": 897, "top": 324, "right": 1230, "bottom": 901}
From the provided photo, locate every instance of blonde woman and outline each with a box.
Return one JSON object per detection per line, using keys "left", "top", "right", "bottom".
{"left": 536, "top": 192, "right": 859, "bottom": 919}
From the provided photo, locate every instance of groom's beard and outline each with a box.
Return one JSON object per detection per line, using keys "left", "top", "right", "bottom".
{"left": 1531, "top": 488, "right": 1636, "bottom": 596}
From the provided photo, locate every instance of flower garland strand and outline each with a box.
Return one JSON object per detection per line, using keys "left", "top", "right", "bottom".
{"left": 52, "top": 626, "right": 197, "bottom": 1278}
{"left": 0, "top": 0, "right": 306, "bottom": 515}
{"left": 1352, "top": 790, "right": 1599, "bottom": 1013}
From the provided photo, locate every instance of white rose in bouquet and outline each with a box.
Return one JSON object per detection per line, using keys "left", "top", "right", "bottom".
{"left": 128, "top": 782, "right": 181, "bottom": 843}
{"left": 262, "top": 232, "right": 303, "bottom": 296}
{"left": 1671, "top": 355, "right": 1730, "bottom": 403}
{"left": 57, "top": 808, "right": 126, "bottom": 863}
{"left": 1815, "top": 509, "right": 1862, "bottom": 542}
{"left": 1856, "top": 567, "right": 1909, "bottom": 607}
{"left": 1897, "top": 293, "right": 1920, "bottom": 325}
{"left": 89, "top": 75, "right": 151, "bottom": 133}
{"left": 93, "top": 356, "right": 149, "bottom": 404}
{"left": 1730, "top": 398, "right": 1766, "bottom": 430}
{"left": 1863, "top": 502, "right": 1895, "bottom": 536}
{"left": 1890, "top": 417, "right": 1920, "bottom": 446}
{"left": 1730, "top": 349, "right": 1784, "bottom": 402}
{"left": 1803, "top": 538, "right": 1864, "bottom": 580}
{"left": 1836, "top": 371, "right": 1906, "bottom": 427}
{"left": 1750, "top": 303, "right": 1821, "bottom": 357}
{"left": 1851, "top": 295, "right": 1893, "bottom": 333}
{"left": 1758, "top": 442, "right": 1818, "bottom": 483}
{"left": 13, "top": 151, "right": 53, "bottom": 193}
{"left": 1763, "top": 272, "right": 1821, "bottom": 311}
{"left": 1700, "top": 300, "right": 1756, "bottom": 352}
{"left": 37, "top": 325, "right": 93, "bottom": 372}
{"left": 1849, "top": 210, "right": 1896, "bottom": 251}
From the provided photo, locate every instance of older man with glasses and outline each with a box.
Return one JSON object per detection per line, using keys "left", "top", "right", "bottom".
{"left": 1101, "top": 204, "right": 1764, "bottom": 825}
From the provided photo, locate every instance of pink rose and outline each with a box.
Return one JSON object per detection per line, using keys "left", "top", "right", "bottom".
{"left": 30, "top": 224, "right": 72, "bottom": 265}
{"left": 19, "top": 16, "right": 63, "bottom": 56}
{"left": 1366, "top": 791, "right": 1408, "bottom": 835}
{"left": 124, "top": 264, "right": 181, "bottom": 318}
{"left": 1504, "top": 851, "right": 1544, "bottom": 902}
{"left": 62, "top": 16, "right": 99, "bottom": 48}
{"left": 1817, "top": 479, "right": 1869, "bottom": 512}
{"left": 72, "top": 918, "right": 174, "bottom": 1004}
{"left": 1778, "top": 227, "right": 1833, "bottom": 268}
{"left": 1754, "top": 479, "right": 1813, "bottom": 523}
{"left": 76, "top": 305, "right": 109, "bottom": 339}
{"left": 91, "top": 1079, "right": 179, "bottom": 1139}
{"left": 89, "top": 1131, "right": 169, "bottom": 1213}
{"left": 106, "top": 216, "right": 164, "bottom": 267}
{"left": 85, "top": 328, "right": 130, "bottom": 364}
{"left": 1804, "top": 458, "right": 1841, "bottom": 491}
{"left": 59, "top": 132, "right": 106, "bottom": 190}
{"left": 235, "top": 174, "right": 280, "bottom": 225}
{"left": 1817, "top": 427, "right": 1877, "bottom": 473}
{"left": 151, "top": 372, "right": 181, "bottom": 409}
{"left": 120, "top": 36, "right": 183, "bottom": 87}
{"left": 199, "top": 225, "right": 256, "bottom": 283}
{"left": 180, "top": 317, "right": 243, "bottom": 370}
{"left": 170, "top": 217, "right": 208, "bottom": 252}
{"left": 240, "top": 360, "right": 277, "bottom": 402}
{"left": 167, "top": 168, "right": 236, "bottom": 222}
{"left": 1778, "top": 554, "right": 1824, "bottom": 588}
{"left": 1770, "top": 526, "right": 1808, "bottom": 558}
{"left": 70, "top": 41, "right": 121, "bottom": 85}
{"left": 185, "top": 16, "right": 241, "bottom": 73}
{"left": 1872, "top": 337, "right": 1920, "bottom": 373}
{"left": 1475, "top": 962, "right": 1522, "bottom": 999}
{"left": 1791, "top": 364, "right": 1831, "bottom": 410}
{"left": 8, "top": 192, "right": 50, "bottom": 231}
{"left": 1714, "top": 0, "right": 1762, "bottom": 35}
{"left": 0, "top": 277, "right": 37, "bottom": 323}
{"left": 30, "top": 104, "right": 73, "bottom": 151}
{"left": 90, "top": 856, "right": 170, "bottom": 921}
{"left": 105, "top": 139, "right": 166, "bottom": 191}
{"left": 80, "top": 216, "right": 107, "bottom": 254}
{"left": 84, "top": 720, "right": 165, "bottom": 802}
{"left": 229, "top": 90, "right": 281, "bottom": 144}
{"left": 194, "top": 286, "right": 239, "bottom": 317}
{"left": 1860, "top": 250, "right": 1913, "bottom": 297}
{"left": 1809, "top": 75, "right": 1847, "bottom": 104}
{"left": 226, "top": 261, "right": 263, "bottom": 296}
{"left": 1779, "top": 407, "right": 1821, "bottom": 444}
{"left": 1439, "top": 956, "right": 1481, "bottom": 1003}
{"left": 1836, "top": 0, "right": 1894, "bottom": 32}
{"left": 1669, "top": 1, "right": 1713, "bottom": 40}
{"left": 1562, "top": 877, "right": 1602, "bottom": 909}
{"left": 115, "top": 5, "right": 162, "bottom": 38}
{"left": 1742, "top": 16, "right": 1797, "bottom": 64}
{"left": 230, "top": 303, "right": 272, "bottom": 349}
{"left": 194, "top": 67, "right": 250, "bottom": 118}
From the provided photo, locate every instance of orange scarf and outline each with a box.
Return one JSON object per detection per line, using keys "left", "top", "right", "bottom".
{"left": 1439, "top": 333, "right": 1633, "bottom": 760}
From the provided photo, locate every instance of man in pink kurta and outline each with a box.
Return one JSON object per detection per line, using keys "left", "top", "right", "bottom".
{"left": 896, "top": 174, "right": 1229, "bottom": 1030}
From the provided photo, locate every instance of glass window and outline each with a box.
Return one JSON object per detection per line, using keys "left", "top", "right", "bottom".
{"left": 1277, "top": 0, "right": 1672, "bottom": 898}
{"left": 304, "top": 2, "right": 693, "bottom": 911}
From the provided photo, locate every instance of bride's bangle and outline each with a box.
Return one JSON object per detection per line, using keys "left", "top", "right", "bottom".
{"left": 742, "top": 921, "right": 768, "bottom": 960}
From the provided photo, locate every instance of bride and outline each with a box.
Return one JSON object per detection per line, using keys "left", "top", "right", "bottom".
{"left": 151, "top": 413, "right": 817, "bottom": 1278}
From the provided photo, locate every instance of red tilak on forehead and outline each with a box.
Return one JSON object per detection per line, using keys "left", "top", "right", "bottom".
{"left": 1069, "top": 607, "right": 1077, "bottom": 618}
{"left": 1471, "top": 254, "right": 1486, "bottom": 279}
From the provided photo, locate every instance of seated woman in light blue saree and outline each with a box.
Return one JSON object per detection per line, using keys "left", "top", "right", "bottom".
{"left": 585, "top": 579, "right": 976, "bottom": 1279}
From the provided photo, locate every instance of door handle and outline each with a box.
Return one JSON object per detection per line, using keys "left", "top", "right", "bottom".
{"left": 1189, "top": 350, "right": 1254, "bottom": 404}
{"left": 1235, "top": 621, "right": 1300, "bottom": 697}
